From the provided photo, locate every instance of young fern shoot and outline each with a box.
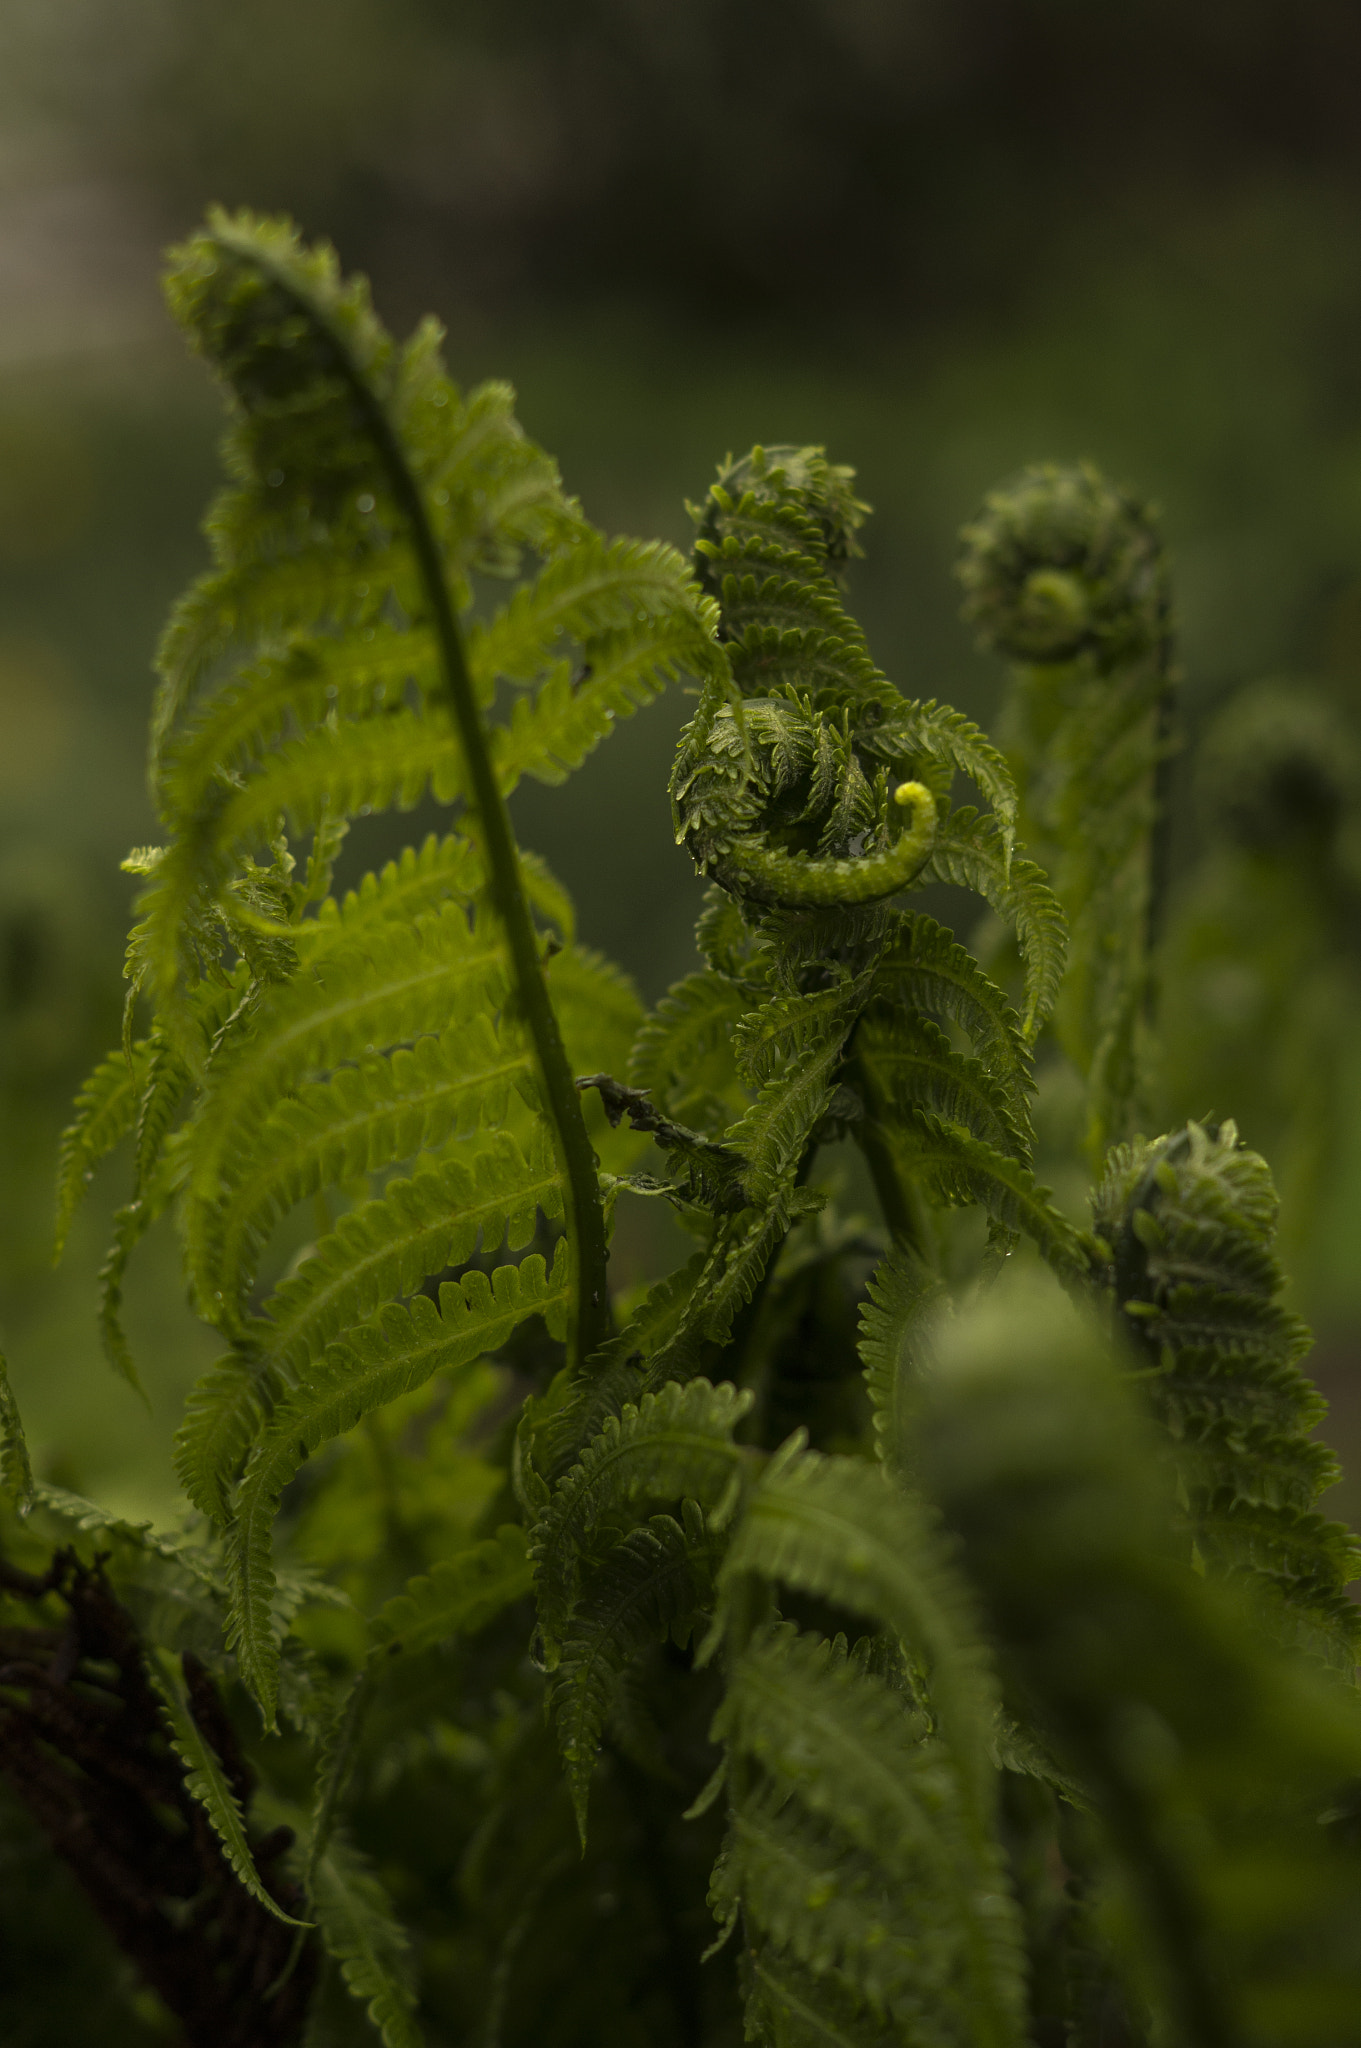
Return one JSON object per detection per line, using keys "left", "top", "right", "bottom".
{"left": 58, "top": 210, "right": 715, "bottom": 1720}
{"left": 959, "top": 463, "right": 1174, "bottom": 1164}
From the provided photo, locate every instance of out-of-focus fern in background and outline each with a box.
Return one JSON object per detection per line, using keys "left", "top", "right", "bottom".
{"left": 5, "top": 0, "right": 1361, "bottom": 1527}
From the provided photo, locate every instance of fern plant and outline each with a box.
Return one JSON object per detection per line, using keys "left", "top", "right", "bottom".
{"left": 1157, "top": 673, "right": 1361, "bottom": 1265}
{"left": 3, "top": 212, "right": 1361, "bottom": 2048}
{"left": 957, "top": 463, "right": 1173, "bottom": 1166}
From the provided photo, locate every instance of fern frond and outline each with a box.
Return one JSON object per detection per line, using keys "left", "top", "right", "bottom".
{"left": 427, "top": 372, "right": 586, "bottom": 561}
{"left": 492, "top": 615, "right": 711, "bottom": 795}
{"left": 1093, "top": 1119, "right": 1361, "bottom": 1666}
{"left": 872, "top": 914, "right": 1034, "bottom": 1104}
{"left": 730, "top": 973, "right": 867, "bottom": 1093}
{"left": 307, "top": 1831, "right": 425, "bottom": 2048}
{"left": 29, "top": 1482, "right": 220, "bottom": 1588}
{"left": 743, "top": 1946, "right": 895, "bottom": 2048}
{"left": 914, "top": 1268, "right": 1361, "bottom": 2048}
{"left": 715, "top": 1625, "right": 1026, "bottom": 2046}
{"left": 160, "top": 623, "right": 437, "bottom": 824}
{"left": 304, "top": 833, "right": 483, "bottom": 954}
{"left": 197, "top": 1017, "right": 533, "bottom": 1328}
{"left": 726, "top": 971, "right": 875, "bottom": 1205}
{"left": 298, "top": 1670, "right": 372, "bottom": 1918}
{"left": 856, "top": 1011, "right": 1032, "bottom": 1164}
{"left": 867, "top": 697, "right": 1018, "bottom": 855}
{"left": 549, "top": 1506, "right": 717, "bottom": 1843}
{"left": 96, "top": 1198, "right": 157, "bottom": 1398}
{"left": 259, "top": 1126, "right": 561, "bottom": 1375}
{"left": 716, "top": 1792, "right": 928, "bottom": 2022}
{"left": 98, "top": 1125, "right": 187, "bottom": 1393}
{"left": 182, "top": 901, "right": 517, "bottom": 1320}
{"left": 876, "top": 1109, "right": 1093, "bottom": 1280}
{"left": 919, "top": 809, "right": 1067, "bottom": 1042}
{"left": 148, "top": 1648, "right": 309, "bottom": 1927}
{"left": 858, "top": 1249, "right": 950, "bottom": 1475}
{"left": 471, "top": 531, "right": 710, "bottom": 684}
{"left": 175, "top": 1353, "right": 280, "bottom": 1521}
{"left": 179, "top": 701, "right": 461, "bottom": 862}
{"left": 717, "top": 1626, "right": 934, "bottom": 1873}
{"left": 53, "top": 1042, "right": 151, "bottom": 1256}
{"left": 718, "top": 1448, "right": 997, "bottom": 1826}
{"left": 532, "top": 1378, "right": 751, "bottom": 1659}
{"left": 0, "top": 1344, "right": 34, "bottom": 1509}
{"left": 136, "top": 209, "right": 715, "bottom": 1376}
{"left": 628, "top": 971, "right": 751, "bottom": 1132}
{"left": 689, "top": 452, "right": 876, "bottom": 698}
{"left": 154, "top": 546, "right": 413, "bottom": 778}
{"left": 369, "top": 1525, "right": 532, "bottom": 1660}
{"left": 711, "top": 779, "right": 939, "bottom": 912}
{"left": 228, "top": 1247, "right": 568, "bottom": 1721}
{"left": 664, "top": 1194, "right": 828, "bottom": 1368}
{"left": 129, "top": 1033, "right": 191, "bottom": 1197}
{"left": 957, "top": 462, "right": 1167, "bottom": 674}
{"left": 189, "top": 896, "right": 504, "bottom": 1164}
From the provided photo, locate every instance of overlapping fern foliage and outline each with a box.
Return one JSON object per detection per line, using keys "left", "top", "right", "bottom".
{"left": 4, "top": 212, "right": 1361, "bottom": 2048}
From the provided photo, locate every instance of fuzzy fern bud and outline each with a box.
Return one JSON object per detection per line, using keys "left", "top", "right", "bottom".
{"left": 957, "top": 461, "right": 1167, "bottom": 672}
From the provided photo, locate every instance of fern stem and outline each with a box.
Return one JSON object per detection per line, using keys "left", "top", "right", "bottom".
{"left": 390, "top": 464, "right": 610, "bottom": 1368}
{"left": 849, "top": 1051, "right": 938, "bottom": 1266}
{"left": 219, "top": 233, "right": 612, "bottom": 1368}
{"left": 1098, "top": 1764, "right": 1231, "bottom": 2048}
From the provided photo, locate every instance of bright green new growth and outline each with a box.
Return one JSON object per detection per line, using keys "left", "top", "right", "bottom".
{"left": 26, "top": 215, "right": 1361, "bottom": 2048}
{"left": 58, "top": 207, "right": 702, "bottom": 1722}
{"left": 959, "top": 461, "right": 1173, "bottom": 1162}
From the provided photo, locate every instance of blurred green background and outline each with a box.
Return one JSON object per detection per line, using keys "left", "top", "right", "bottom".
{"left": 4, "top": 0, "right": 1361, "bottom": 1522}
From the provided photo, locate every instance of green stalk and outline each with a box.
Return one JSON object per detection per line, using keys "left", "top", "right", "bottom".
{"left": 849, "top": 1049, "right": 938, "bottom": 1267}
{"left": 218, "top": 234, "right": 612, "bottom": 1368}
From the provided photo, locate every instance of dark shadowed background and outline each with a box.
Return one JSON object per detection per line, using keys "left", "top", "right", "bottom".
{"left": 3, "top": 0, "right": 1361, "bottom": 1519}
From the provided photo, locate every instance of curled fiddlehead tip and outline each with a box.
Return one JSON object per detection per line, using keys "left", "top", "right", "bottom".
{"left": 957, "top": 461, "right": 1167, "bottom": 671}
{"left": 690, "top": 443, "right": 870, "bottom": 593}
{"left": 712, "top": 774, "right": 938, "bottom": 909}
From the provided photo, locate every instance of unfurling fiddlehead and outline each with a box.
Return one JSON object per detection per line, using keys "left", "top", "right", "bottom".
{"left": 1093, "top": 1117, "right": 1360, "bottom": 1669}
{"left": 640, "top": 445, "right": 1074, "bottom": 1298}
{"left": 671, "top": 448, "right": 949, "bottom": 911}
{"left": 959, "top": 461, "right": 1174, "bottom": 1164}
